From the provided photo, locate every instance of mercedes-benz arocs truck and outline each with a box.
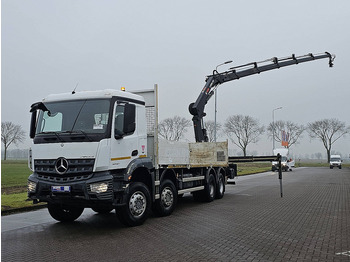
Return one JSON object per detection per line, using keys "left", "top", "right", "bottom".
{"left": 28, "top": 86, "right": 235, "bottom": 226}
{"left": 28, "top": 52, "right": 334, "bottom": 226}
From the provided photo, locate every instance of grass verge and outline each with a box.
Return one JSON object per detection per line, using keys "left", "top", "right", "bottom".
{"left": 1, "top": 160, "right": 39, "bottom": 213}
{"left": 1, "top": 192, "right": 42, "bottom": 209}
{"left": 236, "top": 162, "right": 271, "bottom": 176}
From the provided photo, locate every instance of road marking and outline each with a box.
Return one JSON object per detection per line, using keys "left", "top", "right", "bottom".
{"left": 336, "top": 251, "right": 350, "bottom": 257}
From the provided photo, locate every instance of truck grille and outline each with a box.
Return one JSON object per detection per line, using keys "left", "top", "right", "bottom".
{"left": 34, "top": 158, "right": 95, "bottom": 182}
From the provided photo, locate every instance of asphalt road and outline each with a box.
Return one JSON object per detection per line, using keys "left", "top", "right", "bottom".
{"left": 2, "top": 167, "right": 350, "bottom": 261}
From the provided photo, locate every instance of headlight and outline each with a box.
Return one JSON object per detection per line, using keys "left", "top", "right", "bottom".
{"left": 27, "top": 180, "right": 37, "bottom": 193}
{"left": 90, "top": 182, "right": 109, "bottom": 193}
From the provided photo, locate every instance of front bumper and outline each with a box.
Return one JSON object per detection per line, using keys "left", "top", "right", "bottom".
{"left": 272, "top": 163, "right": 289, "bottom": 171}
{"left": 28, "top": 171, "right": 115, "bottom": 207}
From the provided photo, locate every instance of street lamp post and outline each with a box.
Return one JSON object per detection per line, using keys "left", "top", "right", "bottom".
{"left": 214, "top": 60, "right": 232, "bottom": 142}
{"left": 272, "top": 107, "right": 282, "bottom": 153}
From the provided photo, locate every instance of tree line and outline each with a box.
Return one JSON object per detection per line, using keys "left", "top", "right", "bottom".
{"left": 158, "top": 116, "right": 350, "bottom": 162}
{"left": 2, "top": 117, "right": 349, "bottom": 162}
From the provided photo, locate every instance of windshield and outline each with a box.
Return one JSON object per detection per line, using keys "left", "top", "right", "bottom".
{"left": 330, "top": 157, "right": 340, "bottom": 162}
{"left": 36, "top": 99, "right": 110, "bottom": 135}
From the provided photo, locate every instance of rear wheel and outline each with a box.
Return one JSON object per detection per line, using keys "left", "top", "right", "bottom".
{"left": 116, "top": 182, "right": 151, "bottom": 227}
{"left": 48, "top": 203, "right": 84, "bottom": 222}
{"left": 203, "top": 174, "right": 216, "bottom": 202}
{"left": 215, "top": 172, "right": 225, "bottom": 199}
{"left": 153, "top": 179, "right": 177, "bottom": 217}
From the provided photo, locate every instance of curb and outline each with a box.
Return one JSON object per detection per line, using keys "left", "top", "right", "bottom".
{"left": 1, "top": 204, "right": 47, "bottom": 216}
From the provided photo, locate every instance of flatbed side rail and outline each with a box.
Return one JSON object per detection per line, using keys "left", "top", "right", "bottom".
{"left": 228, "top": 155, "right": 280, "bottom": 163}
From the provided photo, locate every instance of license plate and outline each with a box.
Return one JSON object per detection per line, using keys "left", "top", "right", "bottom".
{"left": 51, "top": 186, "right": 71, "bottom": 193}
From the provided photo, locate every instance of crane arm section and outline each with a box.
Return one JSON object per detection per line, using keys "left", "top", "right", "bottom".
{"left": 189, "top": 52, "right": 335, "bottom": 142}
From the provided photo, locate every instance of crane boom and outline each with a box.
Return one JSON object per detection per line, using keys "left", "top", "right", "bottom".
{"left": 189, "top": 52, "right": 335, "bottom": 142}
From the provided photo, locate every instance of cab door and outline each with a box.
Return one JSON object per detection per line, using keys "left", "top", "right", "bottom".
{"left": 110, "top": 102, "right": 139, "bottom": 170}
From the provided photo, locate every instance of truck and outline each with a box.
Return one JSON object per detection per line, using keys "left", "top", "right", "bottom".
{"left": 28, "top": 52, "right": 334, "bottom": 226}
{"left": 330, "top": 154, "right": 342, "bottom": 169}
{"left": 271, "top": 148, "right": 295, "bottom": 172}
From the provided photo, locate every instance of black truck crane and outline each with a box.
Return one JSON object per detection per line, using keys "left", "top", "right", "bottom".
{"left": 189, "top": 52, "right": 335, "bottom": 142}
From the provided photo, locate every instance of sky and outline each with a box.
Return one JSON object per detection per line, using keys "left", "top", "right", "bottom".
{"left": 2, "top": 0, "right": 350, "bottom": 158}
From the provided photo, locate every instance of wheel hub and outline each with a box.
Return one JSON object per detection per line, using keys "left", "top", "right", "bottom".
{"left": 129, "top": 191, "right": 146, "bottom": 217}
{"left": 161, "top": 187, "right": 173, "bottom": 208}
{"left": 209, "top": 183, "right": 215, "bottom": 198}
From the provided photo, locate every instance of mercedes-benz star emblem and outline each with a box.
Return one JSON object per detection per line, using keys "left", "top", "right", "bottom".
{"left": 55, "top": 157, "right": 69, "bottom": 175}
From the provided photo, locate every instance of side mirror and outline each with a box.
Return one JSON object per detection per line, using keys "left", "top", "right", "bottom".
{"left": 123, "top": 103, "right": 136, "bottom": 134}
{"left": 29, "top": 110, "right": 37, "bottom": 139}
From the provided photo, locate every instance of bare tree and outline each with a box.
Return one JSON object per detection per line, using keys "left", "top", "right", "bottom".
{"left": 158, "top": 116, "right": 191, "bottom": 141}
{"left": 267, "top": 120, "right": 306, "bottom": 149}
{"left": 308, "top": 118, "right": 349, "bottom": 162}
{"left": 224, "top": 115, "right": 264, "bottom": 156}
{"left": 314, "top": 152, "right": 323, "bottom": 160}
{"left": 204, "top": 120, "right": 222, "bottom": 142}
{"left": 1, "top": 122, "right": 26, "bottom": 160}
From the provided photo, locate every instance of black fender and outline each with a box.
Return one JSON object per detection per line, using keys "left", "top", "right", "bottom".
{"left": 159, "top": 169, "right": 177, "bottom": 185}
{"left": 205, "top": 167, "right": 216, "bottom": 184}
{"left": 125, "top": 157, "right": 155, "bottom": 201}
{"left": 124, "top": 157, "right": 154, "bottom": 179}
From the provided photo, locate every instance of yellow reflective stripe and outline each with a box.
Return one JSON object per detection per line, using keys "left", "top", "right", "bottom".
{"left": 111, "top": 155, "right": 147, "bottom": 161}
{"left": 111, "top": 156, "right": 131, "bottom": 161}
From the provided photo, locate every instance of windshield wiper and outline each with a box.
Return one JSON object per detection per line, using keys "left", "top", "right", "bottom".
{"left": 62, "top": 130, "right": 93, "bottom": 142}
{"left": 39, "top": 131, "right": 63, "bottom": 142}
{"left": 70, "top": 100, "right": 87, "bottom": 132}
{"left": 73, "top": 130, "right": 93, "bottom": 142}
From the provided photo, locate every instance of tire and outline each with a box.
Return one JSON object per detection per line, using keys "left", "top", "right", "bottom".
{"left": 153, "top": 179, "right": 177, "bottom": 217}
{"left": 215, "top": 173, "right": 225, "bottom": 199}
{"left": 92, "top": 206, "right": 114, "bottom": 214}
{"left": 203, "top": 174, "right": 216, "bottom": 202}
{"left": 48, "top": 203, "right": 84, "bottom": 222}
{"left": 116, "top": 182, "right": 151, "bottom": 227}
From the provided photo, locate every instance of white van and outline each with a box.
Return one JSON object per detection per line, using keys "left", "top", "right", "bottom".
{"left": 330, "top": 155, "right": 342, "bottom": 169}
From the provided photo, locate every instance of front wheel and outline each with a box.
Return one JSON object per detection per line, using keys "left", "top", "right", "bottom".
{"left": 48, "top": 203, "right": 84, "bottom": 222}
{"left": 116, "top": 182, "right": 151, "bottom": 227}
{"left": 153, "top": 179, "right": 177, "bottom": 217}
